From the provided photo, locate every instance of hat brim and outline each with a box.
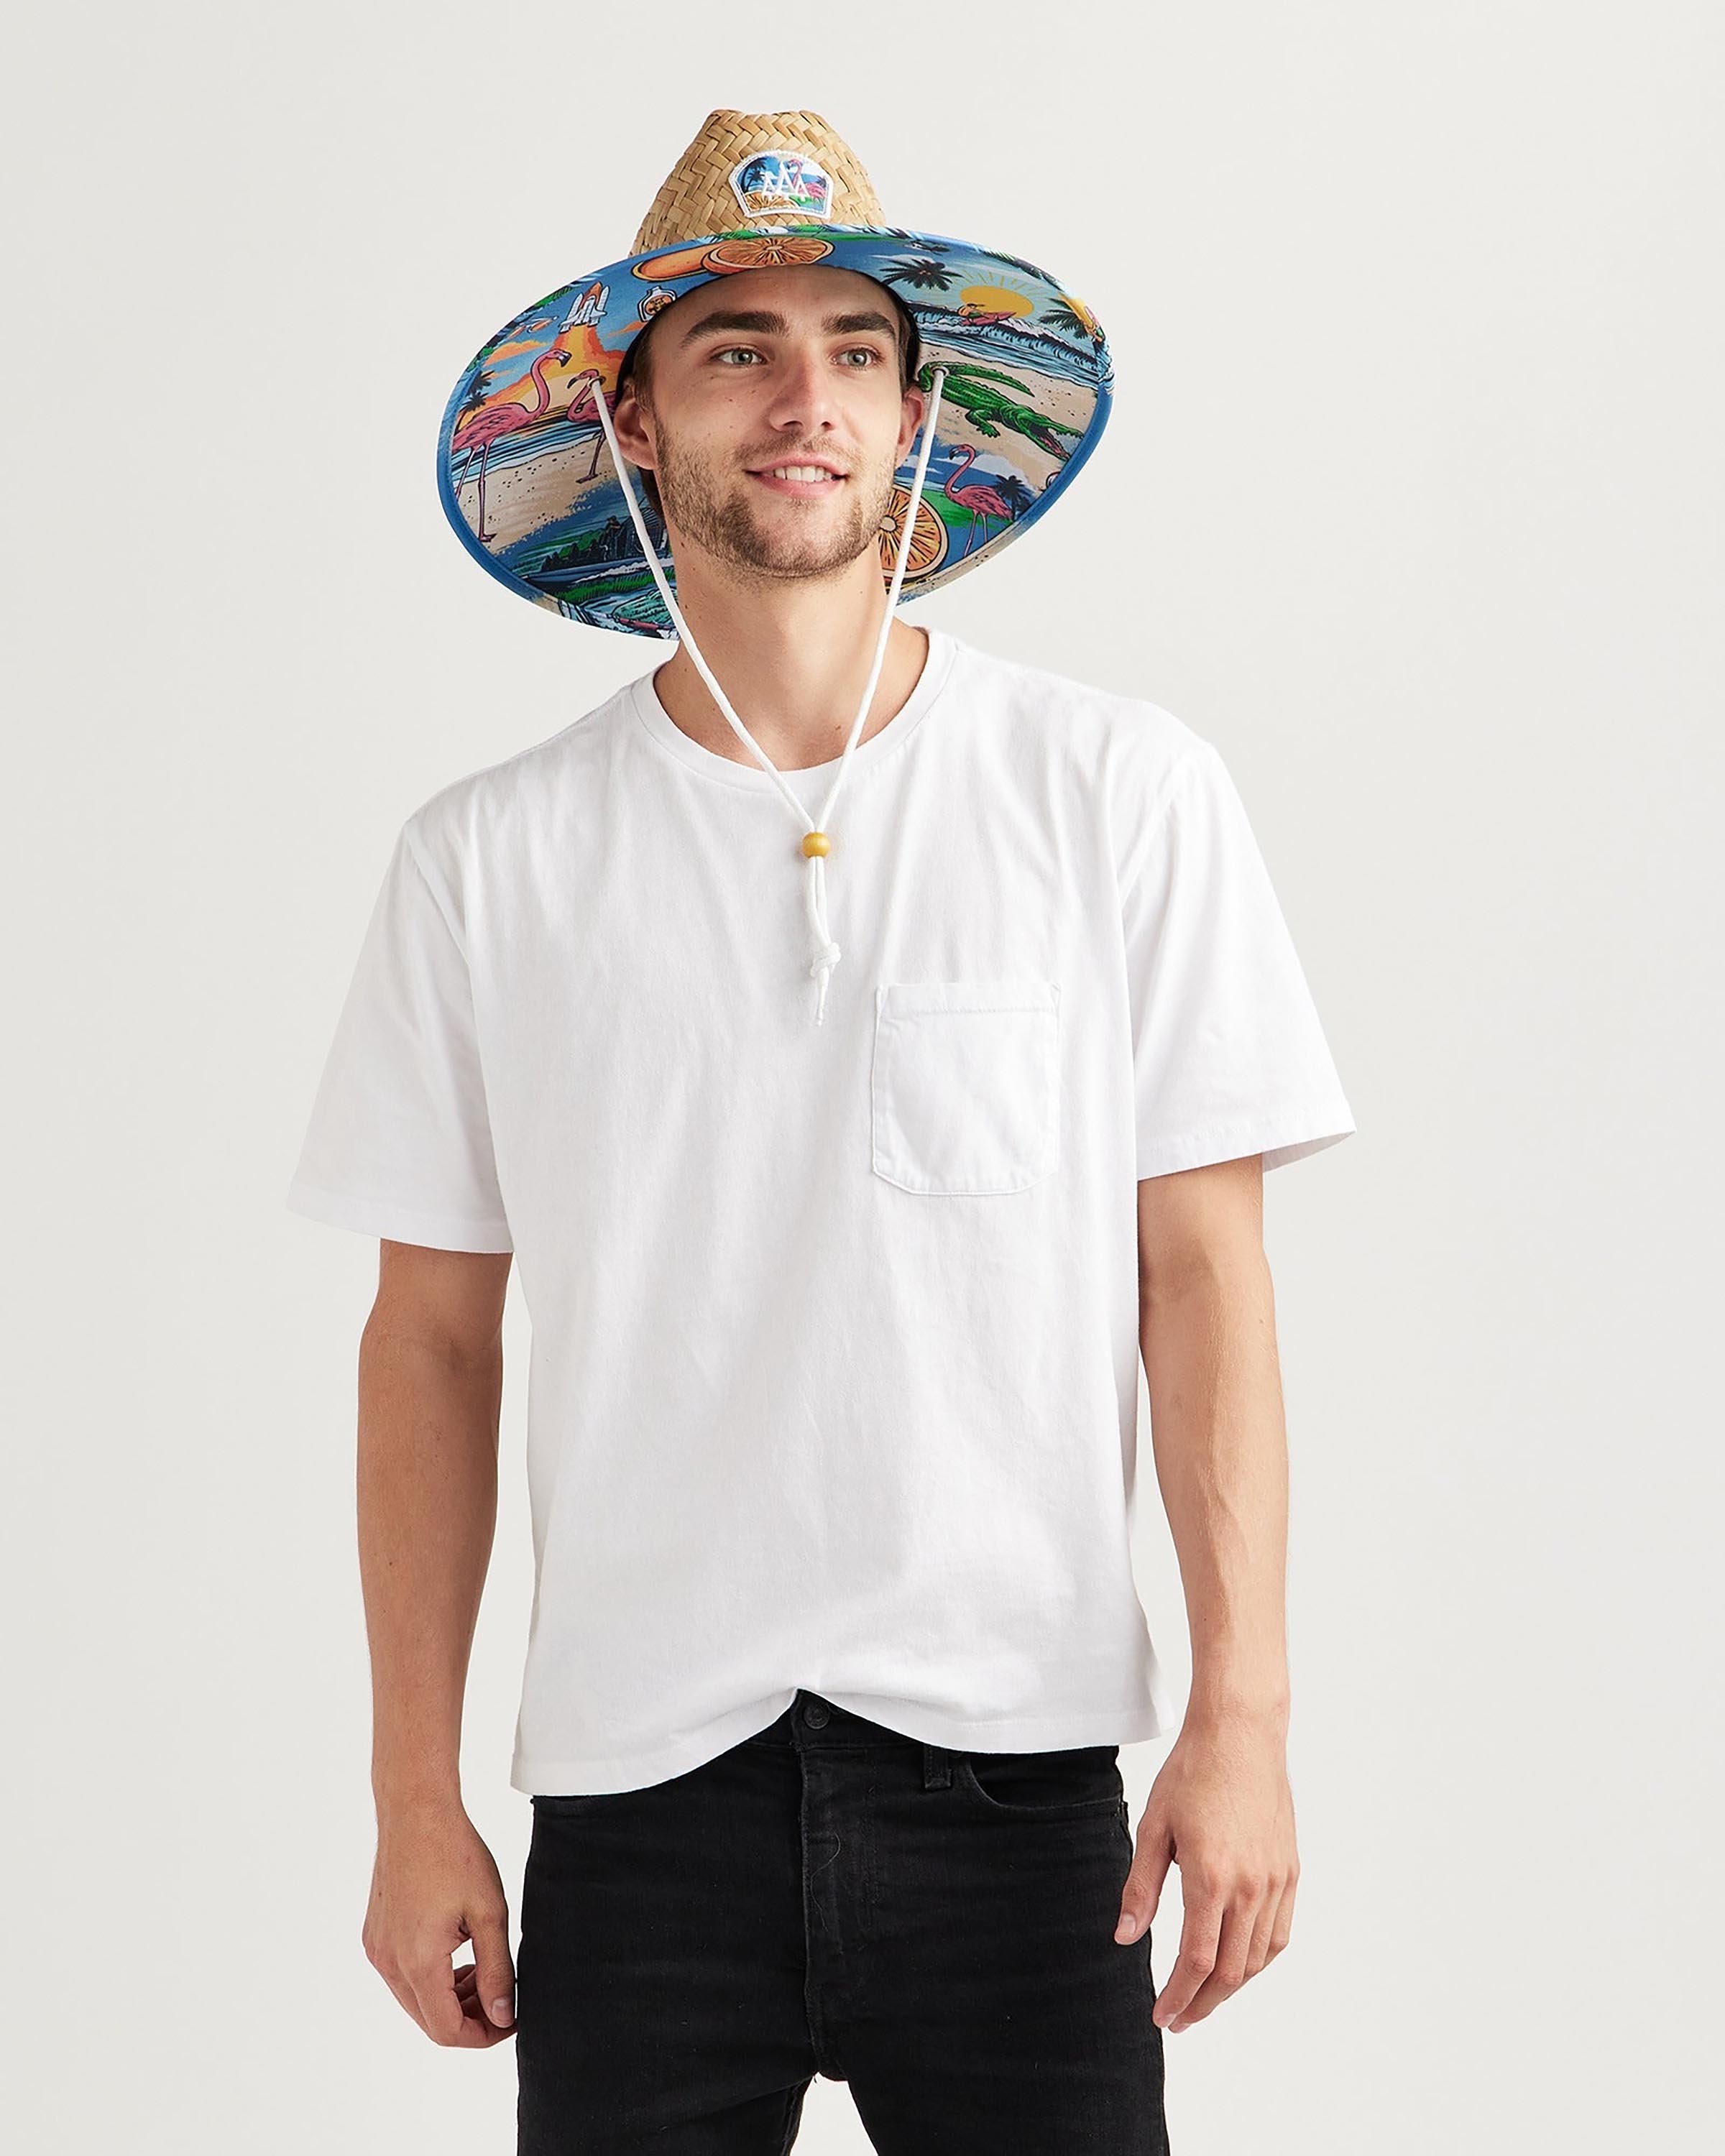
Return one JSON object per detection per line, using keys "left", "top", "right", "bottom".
{"left": 436, "top": 224, "right": 1113, "bottom": 637}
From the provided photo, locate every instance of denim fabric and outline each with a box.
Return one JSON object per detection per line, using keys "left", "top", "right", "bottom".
{"left": 517, "top": 1690, "right": 1169, "bottom": 2152}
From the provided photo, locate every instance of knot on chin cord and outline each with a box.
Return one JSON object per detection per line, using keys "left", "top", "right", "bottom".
{"left": 803, "top": 850, "right": 842, "bottom": 1024}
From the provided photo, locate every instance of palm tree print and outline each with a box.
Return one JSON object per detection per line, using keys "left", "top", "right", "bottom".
{"left": 456, "top": 369, "right": 494, "bottom": 425}
{"left": 880, "top": 255, "right": 962, "bottom": 293}
{"left": 1042, "top": 296, "right": 1102, "bottom": 345}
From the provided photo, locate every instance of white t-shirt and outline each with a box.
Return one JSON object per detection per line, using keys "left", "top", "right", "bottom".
{"left": 286, "top": 625, "right": 1355, "bottom": 1794}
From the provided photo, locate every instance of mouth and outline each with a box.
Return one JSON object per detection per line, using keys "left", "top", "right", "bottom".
{"left": 748, "top": 461, "right": 849, "bottom": 497}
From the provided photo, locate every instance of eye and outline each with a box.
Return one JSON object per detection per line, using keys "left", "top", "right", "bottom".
{"left": 708, "top": 344, "right": 885, "bottom": 369}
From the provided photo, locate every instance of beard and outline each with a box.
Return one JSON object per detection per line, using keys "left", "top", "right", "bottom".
{"left": 655, "top": 434, "right": 893, "bottom": 584}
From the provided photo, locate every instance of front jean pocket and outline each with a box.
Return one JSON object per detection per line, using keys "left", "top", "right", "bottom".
{"left": 955, "top": 1743, "right": 1125, "bottom": 1818}
{"left": 870, "top": 978, "right": 1062, "bottom": 1194}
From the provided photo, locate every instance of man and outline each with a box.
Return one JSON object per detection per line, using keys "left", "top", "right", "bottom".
{"left": 288, "top": 110, "right": 1355, "bottom": 2153}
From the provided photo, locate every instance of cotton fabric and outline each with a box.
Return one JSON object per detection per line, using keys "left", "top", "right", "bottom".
{"left": 285, "top": 625, "right": 1355, "bottom": 1793}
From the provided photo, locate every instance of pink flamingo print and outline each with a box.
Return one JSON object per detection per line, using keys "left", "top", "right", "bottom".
{"left": 452, "top": 349, "right": 604, "bottom": 544}
{"left": 942, "top": 443, "right": 1016, "bottom": 553}
{"left": 564, "top": 369, "right": 607, "bottom": 482}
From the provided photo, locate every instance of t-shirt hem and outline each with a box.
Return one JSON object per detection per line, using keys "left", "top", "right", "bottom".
{"left": 815, "top": 1690, "right": 1171, "bottom": 1753}
{"left": 1136, "top": 1104, "right": 1357, "bottom": 1181}
{"left": 511, "top": 1688, "right": 1173, "bottom": 1795}
{"left": 285, "top": 1176, "right": 515, "bottom": 1253}
{"left": 513, "top": 1690, "right": 799, "bottom": 1795}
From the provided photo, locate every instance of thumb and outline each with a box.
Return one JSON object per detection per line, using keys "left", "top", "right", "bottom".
{"left": 468, "top": 1904, "right": 516, "bottom": 2027}
{"left": 1115, "top": 1817, "right": 1173, "bottom": 1945}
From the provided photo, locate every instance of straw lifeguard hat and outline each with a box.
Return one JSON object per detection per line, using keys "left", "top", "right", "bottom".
{"left": 434, "top": 109, "right": 1114, "bottom": 638}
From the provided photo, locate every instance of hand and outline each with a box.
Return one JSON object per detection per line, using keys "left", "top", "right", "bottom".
{"left": 1113, "top": 1713, "right": 1298, "bottom": 2033}
{"left": 363, "top": 1797, "right": 518, "bottom": 2046}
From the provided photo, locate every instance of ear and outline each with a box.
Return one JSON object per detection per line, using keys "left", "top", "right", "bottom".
{"left": 610, "top": 384, "right": 659, "bottom": 477}
{"left": 896, "top": 380, "right": 929, "bottom": 465}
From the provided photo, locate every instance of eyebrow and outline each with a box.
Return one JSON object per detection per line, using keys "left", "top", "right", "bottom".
{"left": 676, "top": 306, "right": 899, "bottom": 346}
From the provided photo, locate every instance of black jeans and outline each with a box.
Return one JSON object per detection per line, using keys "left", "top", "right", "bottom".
{"left": 517, "top": 1689, "right": 1168, "bottom": 2152}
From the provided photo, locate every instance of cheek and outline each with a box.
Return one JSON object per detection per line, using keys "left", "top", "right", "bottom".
{"left": 684, "top": 395, "right": 770, "bottom": 464}
{"left": 658, "top": 415, "right": 734, "bottom": 476}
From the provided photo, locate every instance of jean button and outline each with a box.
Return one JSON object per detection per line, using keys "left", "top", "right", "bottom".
{"left": 802, "top": 1697, "right": 830, "bottom": 1728}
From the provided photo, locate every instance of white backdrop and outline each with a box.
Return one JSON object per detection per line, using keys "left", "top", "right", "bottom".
{"left": 4, "top": 5, "right": 1719, "bottom": 2149}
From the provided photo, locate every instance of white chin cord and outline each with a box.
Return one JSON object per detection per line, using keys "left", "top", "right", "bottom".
{"left": 585, "top": 363, "right": 949, "bottom": 1025}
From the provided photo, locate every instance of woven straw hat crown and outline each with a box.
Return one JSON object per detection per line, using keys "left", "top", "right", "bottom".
{"left": 632, "top": 109, "right": 886, "bottom": 254}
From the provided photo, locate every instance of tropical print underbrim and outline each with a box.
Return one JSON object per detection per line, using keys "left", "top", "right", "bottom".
{"left": 435, "top": 225, "right": 1113, "bottom": 638}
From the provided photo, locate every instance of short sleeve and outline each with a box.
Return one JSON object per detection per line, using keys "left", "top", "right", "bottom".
{"left": 1121, "top": 740, "right": 1356, "bottom": 1178}
{"left": 285, "top": 822, "right": 514, "bottom": 1251}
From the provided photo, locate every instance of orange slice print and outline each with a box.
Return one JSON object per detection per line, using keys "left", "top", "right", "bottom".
{"left": 703, "top": 234, "right": 835, "bottom": 272}
{"left": 633, "top": 234, "right": 836, "bottom": 281}
{"left": 876, "top": 487, "right": 949, "bottom": 583}
{"left": 631, "top": 244, "right": 716, "bottom": 281}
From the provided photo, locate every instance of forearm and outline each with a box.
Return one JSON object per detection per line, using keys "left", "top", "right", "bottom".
{"left": 1140, "top": 1244, "right": 1290, "bottom": 1733}
{"left": 356, "top": 1319, "right": 502, "bottom": 1818}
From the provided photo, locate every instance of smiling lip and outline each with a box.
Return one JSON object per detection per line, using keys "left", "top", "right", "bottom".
{"left": 748, "top": 459, "right": 849, "bottom": 495}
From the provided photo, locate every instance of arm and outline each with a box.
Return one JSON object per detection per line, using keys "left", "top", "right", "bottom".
{"left": 357, "top": 1238, "right": 520, "bottom": 2050}
{"left": 362, "top": 1238, "right": 510, "bottom": 1810}
{"left": 1113, "top": 1153, "right": 1301, "bottom": 2035}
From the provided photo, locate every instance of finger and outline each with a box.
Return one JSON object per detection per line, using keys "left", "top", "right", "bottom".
{"left": 1243, "top": 1875, "right": 1288, "bottom": 1979}
{"left": 380, "top": 1968, "right": 430, "bottom": 2037}
{"left": 1264, "top": 1869, "right": 1297, "bottom": 1963}
{"left": 466, "top": 1903, "right": 517, "bottom": 2030}
{"left": 1166, "top": 1894, "right": 1260, "bottom": 2029}
{"left": 1115, "top": 1815, "right": 1172, "bottom": 1944}
{"left": 1151, "top": 1885, "right": 1223, "bottom": 2030}
{"left": 454, "top": 1962, "right": 518, "bottom": 2045}
{"left": 405, "top": 1953, "right": 468, "bottom": 2047}
{"left": 443, "top": 1971, "right": 508, "bottom": 2049}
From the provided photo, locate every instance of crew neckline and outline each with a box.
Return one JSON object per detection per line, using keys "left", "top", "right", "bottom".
{"left": 628, "top": 624, "right": 960, "bottom": 793}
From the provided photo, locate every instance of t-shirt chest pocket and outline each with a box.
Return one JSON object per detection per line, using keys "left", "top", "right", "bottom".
{"left": 870, "top": 979, "right": 1062, "bottom": 1195}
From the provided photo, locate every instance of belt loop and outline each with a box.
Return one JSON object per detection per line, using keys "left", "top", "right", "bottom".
{"left": 922, "top": 1741, "right": 953, "bottom": 1790}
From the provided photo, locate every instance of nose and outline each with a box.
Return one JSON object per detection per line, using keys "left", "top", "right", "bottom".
{"left": 762, "top": 345, "right": 842, "bottom": 438}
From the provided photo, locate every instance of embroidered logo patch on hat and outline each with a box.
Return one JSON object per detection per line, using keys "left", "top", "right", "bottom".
{"left": 728, "top": 149, "right": 834, "bottom": 223}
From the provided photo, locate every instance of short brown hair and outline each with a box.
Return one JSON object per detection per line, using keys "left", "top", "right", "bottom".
{"left": 612, "top": 285, "right": 922, "bottom": 521}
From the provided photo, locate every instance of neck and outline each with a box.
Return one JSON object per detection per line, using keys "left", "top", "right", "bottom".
{"left": 648, "top": 553, "right": 930, "bottom": 773}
